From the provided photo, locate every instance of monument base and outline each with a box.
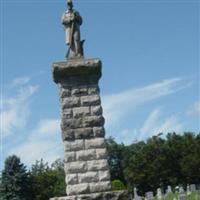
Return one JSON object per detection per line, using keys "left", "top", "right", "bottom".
{"left": 50, "top": 190, "right": 130, "bottom": 200}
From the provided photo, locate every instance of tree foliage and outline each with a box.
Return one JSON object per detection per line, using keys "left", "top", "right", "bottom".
{"left": 106, "top": 132, "right": 200, "bottom": 195}
{"left": 0, "top": 155, "right": 31, "bottom": 200}
{"left": 30, "top": 159, "right": 65, "bottom": 200}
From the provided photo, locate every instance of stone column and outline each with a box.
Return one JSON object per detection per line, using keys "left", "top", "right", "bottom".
{"left": 51, "top": 58, "right": 130, "bottom": 200}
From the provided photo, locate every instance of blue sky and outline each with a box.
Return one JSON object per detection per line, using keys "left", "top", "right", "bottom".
{"left": 1, "top": 0, "right": 199, "bottom": 169}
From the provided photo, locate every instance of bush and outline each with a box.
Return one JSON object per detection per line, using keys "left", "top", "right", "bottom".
{"left": 112, "top": 180, "right": 126, "bottom": 191}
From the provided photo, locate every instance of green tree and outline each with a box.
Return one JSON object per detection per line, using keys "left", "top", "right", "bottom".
{"left": 30, "top": 159, "right": 65, "bottom": 200}
{"left": 50, "top": 159, "right": 65, "bottom": 196}
{"left": 0, "top": 155, "right": 31, "bottom": 200}
{"left": 106, "top": 137, "right": 126, "bottom": 184}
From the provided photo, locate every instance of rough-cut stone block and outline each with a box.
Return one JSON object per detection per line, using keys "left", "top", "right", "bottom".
{"left": 62, "top": 129, "right": 75, "bottom": 140}
{"left": 64, "top": 140, "right": 84, "bottom": 151}
{"left": 90, "top": 105, "right": 102, "bottom": 116}
{"left": 62, "top": 97, "right": 80, "bottom": 109}
{"left": 88, "top": 85, "right": 100, "bottom": 95}
{"left": 83, "top": 116, "right": 104, "bottom": 127}
{"left": 71, "top": 86, "right": 88, "bottom": 96}
{"left": 65, "top": 174, "right": 78, "bottom": 185}
{"left": 53, "top": 59, "right": 102, "bottom": 84}
{"left": 50, "top": 190, "right": 130, "bottom": 200}
{"left": 76, "top": 193, "right": 103, "bottom": 200}
{"left": 60, "top": 88, "right": 71, "bottom": 98}
{"left": 85, "top": 138, "right": 105, "bottom": 149}
{"left": 73, "top": 107, "right": 90, "bottom": 118}
{"left": 74, "top": 128, "right": 93, "bottom": 139}
{"left": 65, "top": 161, "right": 87, "bottom": 174}
{"left": 96, "top": 148, "right": 107, "bottom": 159}
{"left": 76, "top": 149, "right": 96, "bottom": 161}
{"left": 78, "top": 172, "right": 99, "bottom": 183}
{"left": 93, "top": 127, "right": 105, "bottom": 137}
{"left": 62, "top": 119, "right": 82, "bottom": 129}
{"left": 64, "top": 152, "right": 76, "bottom": 162}
{"left": 89, "top": 181, "right": 111, "bottom": 193}
{"left": 87, "top": 159, "right": 109, "bottom": 171}
{"left": 67, "top": 183, "right": 89, "bottom": 195}
{"left": 62, "top": 108, "right": 73, "bottom": 119}
{"left": 103, "top": 190, "right": 130, "bottom": 200}
{"left": 98, "top": 170, "right": 110, "bottom": 182}
{"left": 81, "top": 95, "right": 101, "bottom": 106}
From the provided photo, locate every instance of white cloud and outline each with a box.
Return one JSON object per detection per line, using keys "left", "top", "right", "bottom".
{"left": 1, "top": 77, "right": 62, "bottom": 167}
{"left": 29, "top": 118, "right": 60, "bottom": 140}
{"left": 138, "top": 108, "right": 183, "bottom": 140}
{"left": 116, "top": 108, "right": 183, "bottom": 144}
{"left": 9, "top": 118, "right": 62, "bottom": 166}
{"left": 187, "top": 101, "right": 200, "bottom": 116}
{"left": 9, "top": 76, "right": 31, "bottom": 88}
{"left": 102, "top": 77, "right": 192, "bottom": 129}
{"left": 10, "top": 140, "right": 62, "bottom": 167}
{"left": 1, "top": 79, "right": 38, "bottom": 137}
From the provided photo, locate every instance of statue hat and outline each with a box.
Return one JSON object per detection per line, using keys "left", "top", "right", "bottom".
{"left": 67, "top": 0, "right": 73, "bottom": 5}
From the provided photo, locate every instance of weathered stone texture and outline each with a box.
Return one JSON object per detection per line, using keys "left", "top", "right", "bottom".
{"left": 64, "top": 140, "right": 84, "bottom": 151}
{"left": 52, "top": 59, "right": 129, "bottom": 199}
{"left": 65, "top": 161, "right": 87, "bottom": 174}
{"left": 76, "top": 149, "right": 96, "bottom": 161}
{"left": 50, "top": 190, "right": 130, "bottom": 200}
{"left": 85, "top": 138, "right": 105, "bottom": 149}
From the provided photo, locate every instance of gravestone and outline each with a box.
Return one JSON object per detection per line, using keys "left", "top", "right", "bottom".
{"left": 157, "top": 188, "right": 162, "bottom": 200}
{"left": 166, "top": 185, "right": 172, "bottom": 194}
{"left": 187, "top": 184, "right": 191, "bottom": 195}
{"left": 145, "top": 191, "right": 154, "bottom": 200}
{"left": 134, "top": 187, "right": 142, "bottom": 200}
{"left": 50, "top": 1, "right": 130, "bottom": 199}
{"left": 178, "top": 194, "right": 186, "bottom": 200}
{"left": 179, "top": 186, "right": 184, "bottom": 194}
{"left": 190, "top": 184, "right": 196, "bottom": 192}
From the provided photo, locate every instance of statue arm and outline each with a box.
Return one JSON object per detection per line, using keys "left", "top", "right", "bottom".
{"left": 62, "top": 12, "right": 74, "bottom": 26}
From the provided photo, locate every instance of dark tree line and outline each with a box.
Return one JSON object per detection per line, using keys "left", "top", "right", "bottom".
{"left": 0, "top": 132, "right": 199, "bottom": 199}
{"left": 106, "top": 132, "right": 200, "bottom": 195}
{"left": 0, "top": 157, "right": 65, "bottom": 200}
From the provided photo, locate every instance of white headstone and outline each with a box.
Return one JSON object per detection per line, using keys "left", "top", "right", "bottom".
{"left": 175, "top": 186, "right": 179, "bottom": 193}
{"left": 167, "top": 185, "right": 172, "bottom": 193}
{"left": 146, "top": 191, "right": 154, "bottom": 200}
{"left": 133, "top": 187, "right": 142, "bottom": 200}
{"left": 179, "top": 186, "right": 184, "bottom": 194}
{"left": 178, "top": 194, "right": 186, "bottom": 200}
{"left": 157, "top": 188, "right": 162, "bottom": 200}
{"left": 187, "top": 184, "right": 191, "bottom": 195}
{"left": 190, "top": 184, "right": 196, "bottom": 192}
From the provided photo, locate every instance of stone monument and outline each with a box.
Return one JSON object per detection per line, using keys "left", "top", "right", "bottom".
{"left": 50, "top": 1, "right": 130, "bottom": 199}
{"left": 156, "top": 188, "right": 162, "bottom": 200}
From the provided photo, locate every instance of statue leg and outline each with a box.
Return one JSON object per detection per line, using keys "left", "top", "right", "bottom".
{"left": 74, "top": 40, "right": 82, "bottom": 57}
{"left": 74, "top": 30, "right": 82, "bottom": 57}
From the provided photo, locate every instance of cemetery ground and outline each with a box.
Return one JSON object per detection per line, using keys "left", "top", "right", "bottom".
{"left": 153, "top": 191, "right": 200, "bottom": 200}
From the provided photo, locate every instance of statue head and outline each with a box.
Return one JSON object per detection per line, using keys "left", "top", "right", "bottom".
{"left": 67, "top": 0, "right": 73, "bottom": 10}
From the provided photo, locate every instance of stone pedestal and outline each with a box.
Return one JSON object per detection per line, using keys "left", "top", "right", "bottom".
{"left": 51, "top": 58, "right": 130, "bottom": 200}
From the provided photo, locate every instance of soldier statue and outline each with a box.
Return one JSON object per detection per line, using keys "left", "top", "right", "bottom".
{"left": 62, "top": 0, "right": 84, "bottom": 59}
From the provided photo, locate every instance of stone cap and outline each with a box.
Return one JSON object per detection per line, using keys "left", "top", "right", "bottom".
{"left": 52, "top": 58, "right": 102, "bottom": 83}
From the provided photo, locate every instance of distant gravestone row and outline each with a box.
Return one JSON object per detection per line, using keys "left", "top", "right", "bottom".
{"left": 133, "top": 184, "right": 199, "bottom": 200}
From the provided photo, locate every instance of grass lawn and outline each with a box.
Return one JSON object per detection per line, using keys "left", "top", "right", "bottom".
{"left": 153, "top": 191, "right": 200, "bottom": 200}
